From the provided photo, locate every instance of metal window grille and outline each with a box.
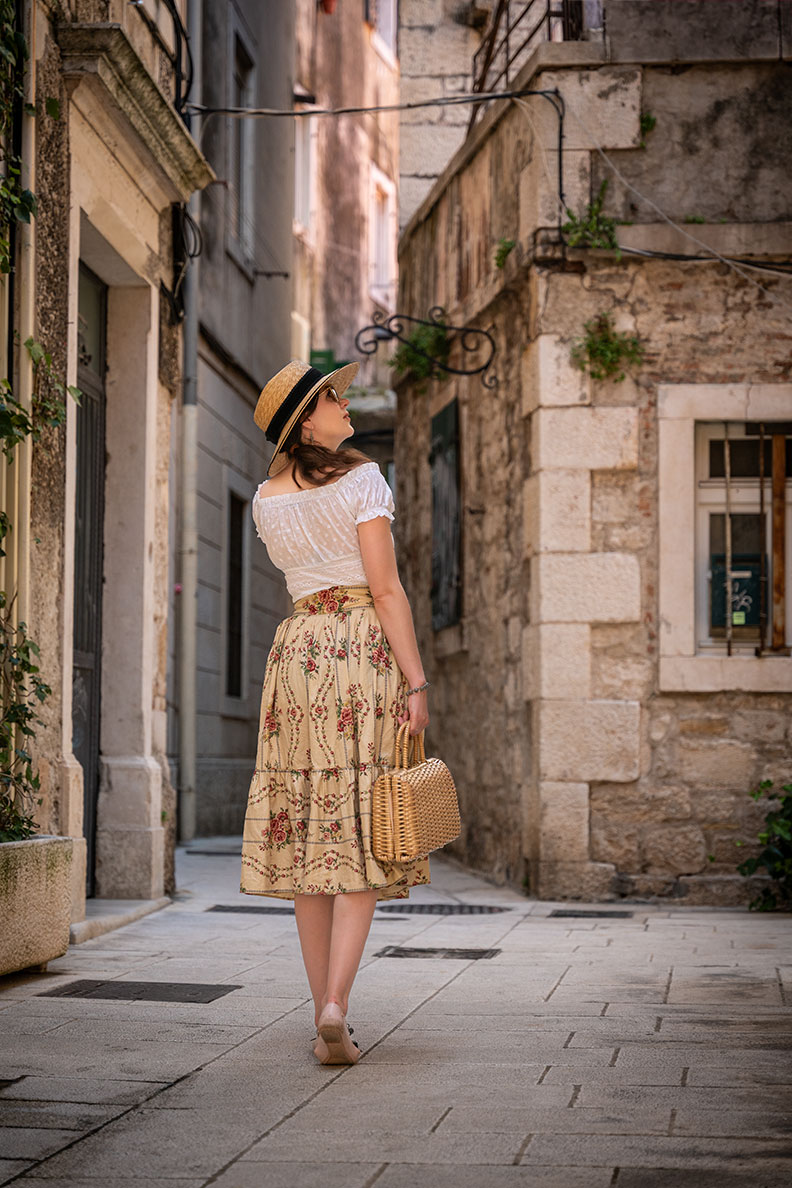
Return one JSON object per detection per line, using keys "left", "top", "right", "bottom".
{"left": 469, "top": 0, "right": 586, "bottom": 132}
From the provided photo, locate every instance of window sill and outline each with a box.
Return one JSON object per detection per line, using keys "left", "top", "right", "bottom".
{"left": 293, "top": 219, "right": 314, "bottom": 248}
{"left": 659, "top": 654, "right": 792, "bottom": 693}
{"left": 369, "top": 285, "right": 396, "bottom": 314}
{"left": 371, "top": 30, "right": 398, "bottom": 70}
{"left": 433, "top": 619, "right": 467, "bottom": 657}
{"left": 221, "top": 692, "right": 252, "bottom": 720}
{"left": 226, "top": 238, "right": 256, "bottom": 285}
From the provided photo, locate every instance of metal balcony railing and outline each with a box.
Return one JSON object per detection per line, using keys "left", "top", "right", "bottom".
{"left": 468, "top": 0, "right": 585, "bottom": 132}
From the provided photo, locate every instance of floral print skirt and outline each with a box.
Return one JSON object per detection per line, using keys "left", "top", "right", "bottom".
{"left": 240, "top": 584, "right": 431, "bottom": 900}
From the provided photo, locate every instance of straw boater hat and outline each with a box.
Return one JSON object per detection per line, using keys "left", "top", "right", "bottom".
{"left": 254, "top": 359, "right": 359, "bottom": 477}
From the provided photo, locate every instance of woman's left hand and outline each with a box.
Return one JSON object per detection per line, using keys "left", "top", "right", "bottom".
{"left": 397, "top": 689, "right": 429, "bottom": 736}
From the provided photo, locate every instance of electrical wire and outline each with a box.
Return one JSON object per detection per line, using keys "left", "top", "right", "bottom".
{"left": 183, "top": 85, "right": 562, "bottom": 120}
{"left": 187, "top": 80, "right": 791, "bottom": 293}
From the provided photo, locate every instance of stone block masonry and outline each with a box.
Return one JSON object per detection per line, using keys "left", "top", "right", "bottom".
{"left": 398, "top": 0, "right": 483, "bottom": 229}
{"left": 397, "top": 28, "right": 792, "bottom": 904}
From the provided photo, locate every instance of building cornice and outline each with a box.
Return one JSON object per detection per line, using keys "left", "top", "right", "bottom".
{"left": 58, "top": 23, "right": 214, "bottom": 201}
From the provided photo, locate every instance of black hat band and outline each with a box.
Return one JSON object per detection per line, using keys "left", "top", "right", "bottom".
{"left": 265, "top": 367, "right": 325, "bottom": 444}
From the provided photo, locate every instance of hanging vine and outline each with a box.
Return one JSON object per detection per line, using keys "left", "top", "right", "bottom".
{"left": 0, "top": 3, "right": 74, "bottom": 840}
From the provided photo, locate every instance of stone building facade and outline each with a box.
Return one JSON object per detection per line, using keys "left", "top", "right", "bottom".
{"left": 292, "top": 0, "right": 401, "bottom": 477}
{"left": 395, "top": 0, "right": 792, "bottom": 904}
{"left": 165, "top": 0, "right": 295, "bottom": 838}
{"left": 167, "top": 2, "right": 407, "bottom": 839}
{"left": 3, "top": 0, "right": 211, "bottom": 921}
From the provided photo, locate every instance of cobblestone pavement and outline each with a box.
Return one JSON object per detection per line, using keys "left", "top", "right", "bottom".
{"left": 1, "top": 844, "right": 790, "bottom": 1187}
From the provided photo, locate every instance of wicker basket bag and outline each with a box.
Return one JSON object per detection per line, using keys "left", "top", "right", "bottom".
{"left": 371, "top": 722, "right": 460, "bottom": 863}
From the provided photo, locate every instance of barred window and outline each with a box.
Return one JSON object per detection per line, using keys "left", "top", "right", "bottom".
{"left": 696, "top": 422, "right": 791, "bottom": 653}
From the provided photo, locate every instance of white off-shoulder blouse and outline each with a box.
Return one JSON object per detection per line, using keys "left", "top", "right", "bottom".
{"left": 251, "top": 461, "right": 396, "bottom": 601}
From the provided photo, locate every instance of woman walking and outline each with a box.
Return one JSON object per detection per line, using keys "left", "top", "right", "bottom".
{"left": 240, "top": 359, "right": 431, "bottom": 1066}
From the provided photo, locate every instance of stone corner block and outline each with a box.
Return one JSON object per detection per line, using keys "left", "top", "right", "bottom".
{"left": 539, "top": 781, "right": 590, "bottom": 862}
{"left": 521, "top": 333, "right": 591, "bottom": 415}
{"left": 534, "top": 406, "right": 638, "bottom": 471}
{"left": 523, "top": 470, "right": 592, "bottom": 556}
{"left": 539, "top": 699, "right": 641, "bottom": 783}
{"left": 531, "top": 552, "right": 641, "bottom": 624}
{"left": 523, "top": 622, "right": 591, "bottom": 701}
{"left": 534, "top": 859, "right": 617, "bottom": 901}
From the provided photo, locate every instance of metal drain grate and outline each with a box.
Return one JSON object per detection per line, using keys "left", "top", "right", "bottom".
{"left": 376, "top": 903, "right": 510, "bottom": 915}
{"left": 185, "top": 850, "right": 242, "bottom": 857}
{"left": 207, "top": 904, "right": 295, "bottom": 914}
{"left": 375, "top": 946, "right": 501, "bottom": 960}
{"left": 549, "top": 909, "right": 634, "bottom": 918}
{"left": 37, "top": 980, "right": 242, "bottom": 1003}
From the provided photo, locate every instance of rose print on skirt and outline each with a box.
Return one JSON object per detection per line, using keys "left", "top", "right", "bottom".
{"left": 240, "top": 587, "right": 430, "bottom": 900}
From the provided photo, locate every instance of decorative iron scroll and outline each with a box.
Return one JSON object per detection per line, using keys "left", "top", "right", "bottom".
{"left": 354, "top": 306, "right": 498, "bottom": 389}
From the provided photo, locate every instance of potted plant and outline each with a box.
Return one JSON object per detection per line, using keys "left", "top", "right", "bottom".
{"left": 0, "top": 592, "right": 73, "bottom": 975}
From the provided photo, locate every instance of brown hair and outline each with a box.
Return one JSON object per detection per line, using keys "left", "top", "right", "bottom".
{"left": 280, "top": 389, "right": 373, "bottom": 487}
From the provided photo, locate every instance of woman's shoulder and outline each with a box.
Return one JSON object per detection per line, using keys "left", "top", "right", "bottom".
{"left": 254, "top": 461, "right": 378, "bottom": 503}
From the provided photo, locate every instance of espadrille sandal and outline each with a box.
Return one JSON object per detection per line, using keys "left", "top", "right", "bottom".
{"left": 315, "top": 1002, "right": 360, "bottom": 1064}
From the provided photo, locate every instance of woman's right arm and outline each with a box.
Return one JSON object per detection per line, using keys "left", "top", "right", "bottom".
{"left": 357, "top": 515, "right": 429, "bottom": 736}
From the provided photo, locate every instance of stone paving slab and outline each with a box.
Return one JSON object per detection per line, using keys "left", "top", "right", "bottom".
{"left": 0, "top": 1077, "right": 168, "bottom": 1105}
{"left": 207, "top": 1166, "right": 382, "bottom": 1188}
{"left": 0, "top": 848, "right": 789, "bottom": 1187}
{"left": 613, "top": 1171, "right": 792, "bottom": 1188}
{"left": 519, "top": 1134, "right": 792, "bottom": 1168}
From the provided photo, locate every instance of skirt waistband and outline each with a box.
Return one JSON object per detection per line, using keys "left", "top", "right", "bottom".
{"left": 292, "top": 584, "right": 375, "bottom": 615}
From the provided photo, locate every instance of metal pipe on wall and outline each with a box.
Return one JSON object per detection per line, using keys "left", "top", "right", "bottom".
{"left": 178, "top": 0, "right": 202, "bottom": 842}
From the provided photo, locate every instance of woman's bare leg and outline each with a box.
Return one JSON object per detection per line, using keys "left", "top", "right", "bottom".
{"left": 293, "top": 893, "right": 334, "bottom": 1027}
{"left": 324, "top": 888, "right": 379, "bottom": 1016}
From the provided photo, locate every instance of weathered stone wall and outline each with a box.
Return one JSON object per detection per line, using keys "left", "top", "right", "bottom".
{"left": 19, "top": 3, "right": 210, "bottom": 909}
{"left": 29, "top": 30, "right": 72, "bottom": 841}
{"left": 399, "top": 0, "right": 484, "bottom": 230}
{"left": 397, "top": 41, "right": 791, "bottom": 904}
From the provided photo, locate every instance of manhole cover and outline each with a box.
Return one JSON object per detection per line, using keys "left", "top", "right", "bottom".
{"left": 375, "top": 946, "right": 501, "bottom": 960}
{"left": 549, "top": 909, "right": 634, "bottom": 918}
{"left": 37, "top": 980, "right": 242, "bottom": 1003}
{"left": 207, "top": 904, "right": 295, "bottom": 914}
{"left": 376, "top": 903, "right": 510, "bottom": 915}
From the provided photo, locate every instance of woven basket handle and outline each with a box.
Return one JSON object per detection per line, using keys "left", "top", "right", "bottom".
{"left": 395, "top": 720, "right": 426, "bottom": 768}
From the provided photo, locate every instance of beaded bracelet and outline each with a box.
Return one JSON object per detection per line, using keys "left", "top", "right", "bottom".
{"left": 406, "top": 680, "right": 430, "bottom": 696}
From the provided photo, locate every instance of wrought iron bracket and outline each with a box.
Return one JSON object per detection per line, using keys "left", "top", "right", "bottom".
{"left": 354, "top": 307, "right": 498, "bottom": 389}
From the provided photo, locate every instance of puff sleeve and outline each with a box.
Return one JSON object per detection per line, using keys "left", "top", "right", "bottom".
{"left": 351, "top": 466, "right": 395, "bottom": 525}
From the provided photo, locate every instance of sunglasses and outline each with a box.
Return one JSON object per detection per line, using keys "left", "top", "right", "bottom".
{"left": 324, "top": 386, "right": 342, "bottom": 404}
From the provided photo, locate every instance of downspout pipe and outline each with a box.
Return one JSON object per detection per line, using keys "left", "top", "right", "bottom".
{"left": 178, "top": 0, "right": 202, "bottom": 842}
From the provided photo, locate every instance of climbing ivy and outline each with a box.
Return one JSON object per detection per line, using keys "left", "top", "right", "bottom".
{"left": 0, "top": 4, "right": 72, "bottom": 841}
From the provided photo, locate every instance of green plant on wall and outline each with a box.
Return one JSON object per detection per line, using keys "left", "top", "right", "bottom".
{"left": 731, "top": 780, "right": 792, "bottom": 911}
{"left": 26, "top": 335, "right": 81, "bottom": 431}
{"left": 390, "top": 319, "right": 450, "bottom": 384}
{"left": 639, "top": 111, "right": 656, "bottom": 149}
{"left": 494, "top": 237, "right": 515, "bottom": 269}
{"left": 0, "top": 593, "right": 49, "bottom": 841}
{"left": 0, "top": 5, "right": 74, "bottom": 842}
{"left": 561, "top": 179, "right": 621, "bottom": 259}
{"left": 570, "top": 312, "right": 643, "bottom": 382}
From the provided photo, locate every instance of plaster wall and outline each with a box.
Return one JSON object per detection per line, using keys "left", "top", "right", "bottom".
{"left": 166, "top": 0, "right": 294, "bottom": 837}
{"left": 397, "top": 49, "right": 791, "bottom": 904}
{"left": 293, "top": 0, "right": 399, "bottom": 386}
